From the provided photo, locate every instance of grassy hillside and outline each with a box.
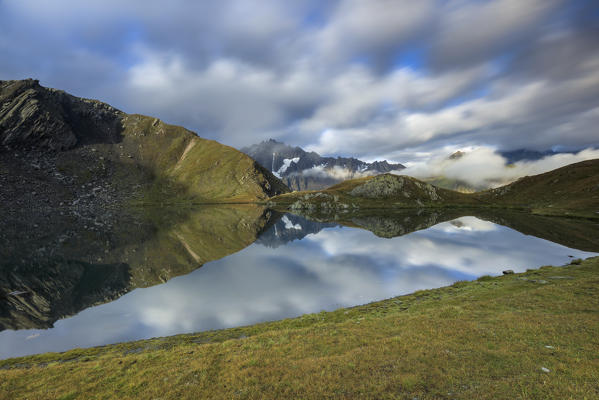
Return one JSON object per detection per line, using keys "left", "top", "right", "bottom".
{"left": 0, "top": 79, "right": 288, "bottom": 207}
{"left": 268, "top": 173, "right": 483, "bottom": 214}
{"left": 475, "top": 159, "right": 599, "bottom": 218}
{"left": 113, "top": 114, "right": 288, "bottom": 203}
{"left": 268, "top": 160, "right": 599, "bottom": 219}
{"left": 1, "top": 257, "right": 598, "bottom": 399}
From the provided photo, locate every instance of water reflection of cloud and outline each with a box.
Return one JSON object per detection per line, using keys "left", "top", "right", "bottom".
{"left": 1, "top": 217, "right": 595, "bottom": 359}
{"left": 308, "top": 220, "right": 580, "bottom": 277}
{"left": 439, "top": 216, "right": 498, "bottom": 232}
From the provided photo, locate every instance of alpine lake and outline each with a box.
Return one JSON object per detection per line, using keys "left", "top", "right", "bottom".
{"left": 1, "top": 206, "right": 598, "bottom": 359}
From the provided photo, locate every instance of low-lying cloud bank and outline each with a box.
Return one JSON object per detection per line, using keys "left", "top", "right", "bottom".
{"left": 298, "top": 165, "right": 378, "bottom": 181}
{"left": 397, "top": 147, "right": 599, "bottom": 189}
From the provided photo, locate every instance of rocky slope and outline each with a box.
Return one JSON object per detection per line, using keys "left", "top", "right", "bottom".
{"left": 0, "top": 79, "right": 288, "bottom": 209}
{"left": 241, "top": 139, "right": 405, "bottom": 191}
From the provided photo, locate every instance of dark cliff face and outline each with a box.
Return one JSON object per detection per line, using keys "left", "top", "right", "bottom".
{"left": 241, "top": 139, "right": 405, "bottom": 191}
{"left": 0, "top": 79, "right": 122, "bottom": 151}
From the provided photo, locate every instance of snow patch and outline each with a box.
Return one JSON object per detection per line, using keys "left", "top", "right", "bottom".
{"left": 276, "top": 157, "right": 300, "bottom": 176}
{"left": 282, "top": 215, "right": 302, "bottom": 230}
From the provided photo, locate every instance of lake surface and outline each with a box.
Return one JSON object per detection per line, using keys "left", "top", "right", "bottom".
{"left": 1, "top": 209, "right": 597, "bottom": 359}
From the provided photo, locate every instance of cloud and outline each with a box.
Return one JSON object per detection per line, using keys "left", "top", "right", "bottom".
{"left": 300, "top": 64, "right": 488, "bottom": 134}
{"left": 306, "top": 58, "right": 599, "bottom": 158}
{"left": 315, "top": 0, "right": 436, "bottom": 69}
{"left": 399, "top": 146, "right": 599, "bottom": 189}
{"left": 125, "top": 54, "right": 324, "bottom": 144}
{"left": 430, "top": 0, "right": 564, "bottom": 69}
{"left": 0, "top": 0, "right": 598, "bottom": 160}
{"left": 299, "top": 165, "right": 377, "bottom": 181}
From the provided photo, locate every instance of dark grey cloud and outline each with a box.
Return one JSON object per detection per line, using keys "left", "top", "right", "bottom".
{"left": 0, "top": 0, "right": 598, "bottom": 162}
{"left": 428, "top": 0, "right": 566, "bottom": 71}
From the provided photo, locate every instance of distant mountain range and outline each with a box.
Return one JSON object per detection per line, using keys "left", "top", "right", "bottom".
{"left": 498, "top": 149, "right": 583, "bottom": 164}
{"left": 241, "top": 139, "right": 405, "bottom": 191}
{"left": 449, "top": 148, "right": 576, "bottom": 164}
{"left": 269, "top": 159, "right": 599, "bottom": 220}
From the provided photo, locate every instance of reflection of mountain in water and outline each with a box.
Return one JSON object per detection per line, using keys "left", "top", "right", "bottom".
{"left": 287, "top": 208, "right": 599, "bottom": 252}
{"left": 0, "top": 260, "right": 130, "bottom": 330}
{"left": 0, "top": 205, "right": 275, "bottom": 331}
{"left": 349, "top": 210, "right": 467, "bottom": 238}
{"left": 260, "top": 208, "right": 599, "bottom": 252}
{"left": 256, "top": 213, "right": 339, "bottom": 248}
{"left": 3, "top": 203, "right": 598, "bottom": 332}
{"left": 285, "top": 208, "right": 469, "bottom": 239}
{"left": 471, "top": 210, "right": 599, "bottom": 253}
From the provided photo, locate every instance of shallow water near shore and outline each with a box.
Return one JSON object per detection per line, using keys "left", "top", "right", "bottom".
{"left": 1, "top": 209, "right": 597, "bottom": 359}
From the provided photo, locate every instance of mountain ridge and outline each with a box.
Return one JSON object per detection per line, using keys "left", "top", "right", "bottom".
{"left": 0, "top": 79, "right": 289, "bottom": 210}
{"left": 268, "top": 159, "right": 599, "bottom": 219}
{"left": 241, "top": 138, "right": 405, "bottom": 191}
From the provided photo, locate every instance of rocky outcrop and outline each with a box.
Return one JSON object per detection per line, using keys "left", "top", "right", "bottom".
{"left": 0, "top": 79, "right": 121, "bottom": 150}
{"left": 348, "top": 174, "right": 442, "bottom": 200}
{"left": 271, "top": 174, "right": 466, "bottom": 217}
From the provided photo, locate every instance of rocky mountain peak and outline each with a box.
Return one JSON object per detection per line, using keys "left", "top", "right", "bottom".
{"left": 241, "top": 139, "right": 405, "bottom": 191}
{"left": 449, "top": 150, "right": 465, "bottom": 160}
{"left": 1, "top": 79, "right": 122, "bottom": 151}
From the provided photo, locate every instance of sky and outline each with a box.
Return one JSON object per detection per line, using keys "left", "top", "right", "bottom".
{"left": 1, "top": 0, "right": 598, "bottom": 165}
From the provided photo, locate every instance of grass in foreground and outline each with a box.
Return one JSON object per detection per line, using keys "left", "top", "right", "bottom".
{"left": 1, "top": 258, "right": 598, "bottom": 399}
